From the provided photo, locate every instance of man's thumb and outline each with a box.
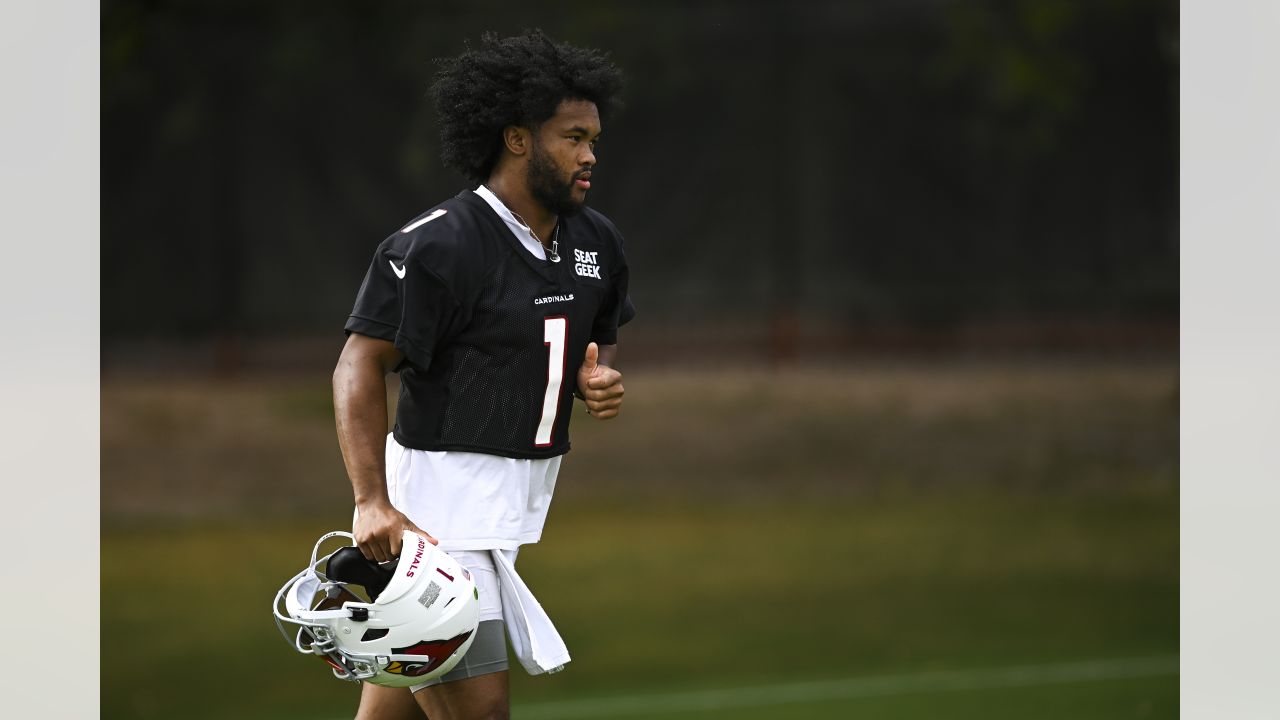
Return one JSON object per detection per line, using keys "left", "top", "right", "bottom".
{"left": 582, "top": 342, "right": 599, "bottom": 372}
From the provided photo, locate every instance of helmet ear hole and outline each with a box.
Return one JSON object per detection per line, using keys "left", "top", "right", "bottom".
{"left": 298, "top": 588, "right": 361, "bottom": 651}
{"left": 361, "top": 628, "right": 389, "bottom": 642}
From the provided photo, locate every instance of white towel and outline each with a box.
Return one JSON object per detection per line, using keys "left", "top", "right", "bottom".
{"left": 492, "top": 549, "right": 570, "bottom": 675}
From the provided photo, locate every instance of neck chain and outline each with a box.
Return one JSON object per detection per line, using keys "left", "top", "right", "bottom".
{"left": 509, "top": 208, "right": 560, "bottom": 263}
{"left": 480, "top": 185, "right": 561, "bottom": 262}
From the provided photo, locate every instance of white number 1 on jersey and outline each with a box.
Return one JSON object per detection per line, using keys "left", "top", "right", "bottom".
{"left": 535, "top": 316, "right": 568, "bottom": 447}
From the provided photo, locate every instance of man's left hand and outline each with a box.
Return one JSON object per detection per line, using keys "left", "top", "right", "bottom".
{"left": 576, "top": 342, "right": 624, "bottom": 419}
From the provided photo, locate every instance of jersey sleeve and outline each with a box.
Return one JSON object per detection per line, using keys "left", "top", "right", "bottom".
{"left": 591, "top": 230, "right": 636, "bottom": 345}
{"left": 344, "top": 238, "right": 463, "bottom": 371}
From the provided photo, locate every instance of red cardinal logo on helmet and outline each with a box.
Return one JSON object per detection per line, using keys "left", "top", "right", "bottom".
{"left": 383, "top": 630, "right": 475, "bottom": 677}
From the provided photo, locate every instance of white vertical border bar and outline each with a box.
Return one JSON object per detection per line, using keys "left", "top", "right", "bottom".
{"left": 1181, "top": 1, "right": 1280, "bottom": 718}
{"left": 0, "top": 0, "right": 100, "bottom": 717}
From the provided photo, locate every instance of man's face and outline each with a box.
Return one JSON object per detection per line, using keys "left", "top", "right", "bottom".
{"left": 527, "top": 99, "right": 601, "bottom": 216}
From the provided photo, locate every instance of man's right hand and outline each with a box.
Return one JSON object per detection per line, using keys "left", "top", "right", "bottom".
{"left": 353, "top": 500, "right": 438, "bottom": 564}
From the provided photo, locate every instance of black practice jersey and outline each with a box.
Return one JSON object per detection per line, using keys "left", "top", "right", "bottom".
{"left": 344, "top": 190, "right": 635, "bottom": 459}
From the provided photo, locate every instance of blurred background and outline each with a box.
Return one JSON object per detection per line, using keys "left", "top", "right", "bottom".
{"left": 101, "top": 1, "right": 1178, "bottom": 718}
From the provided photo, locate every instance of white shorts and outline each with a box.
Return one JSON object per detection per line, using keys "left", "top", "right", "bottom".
{"left": 446, "top": 549, "right": 511, "bottom": 623}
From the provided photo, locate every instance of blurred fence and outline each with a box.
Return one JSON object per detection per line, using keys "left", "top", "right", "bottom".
{"left": 103, "top": 0, "right": 1177, "bottom": 371}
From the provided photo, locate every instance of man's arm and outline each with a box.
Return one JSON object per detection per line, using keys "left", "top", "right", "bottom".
{"left": 576, "top": 342, "right": 624, "bottom": 419}
{"left": 332, "top": 333, "right": 436, "bottom": 563}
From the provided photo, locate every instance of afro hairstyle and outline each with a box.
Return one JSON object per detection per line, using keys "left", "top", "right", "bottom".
{"left": 429, "top": 29, "right": 624, "bottom": 185}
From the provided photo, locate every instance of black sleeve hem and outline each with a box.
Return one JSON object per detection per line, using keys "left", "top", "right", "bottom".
{"left": 344, "top": 316, "right": 397, "bottom": 342}
{"left": 393, "top": 333, "right": 434, "bottom": 371}
{"left": 589, "top": 328, "right": 619, "bottom": 345}
{"left": 344, "top": 317, "right": 433, "bottom": 370}
{"left": 618, "top": 295, "right": 637, "bottom": 327}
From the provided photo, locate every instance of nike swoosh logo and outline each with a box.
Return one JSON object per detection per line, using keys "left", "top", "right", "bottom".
{"left": 389, "top": 260, "right": 406, "bottom": 279}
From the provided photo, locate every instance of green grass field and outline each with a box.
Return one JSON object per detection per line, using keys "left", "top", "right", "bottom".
{"left": 102, "top": 360, "right": 1177, "bottom": 718}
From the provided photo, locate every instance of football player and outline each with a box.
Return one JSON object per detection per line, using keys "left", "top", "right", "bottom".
{"left": 331, "top": 29, "right": 632, "bottom": 720}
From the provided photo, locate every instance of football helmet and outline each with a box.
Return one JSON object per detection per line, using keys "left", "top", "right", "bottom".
{"left": 273, "top": 530, "right": 480, "bottom": 686}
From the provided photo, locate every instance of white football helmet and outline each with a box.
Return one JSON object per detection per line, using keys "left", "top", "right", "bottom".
{"left": 273, "top": 530, "right": 480, "bottom": 686}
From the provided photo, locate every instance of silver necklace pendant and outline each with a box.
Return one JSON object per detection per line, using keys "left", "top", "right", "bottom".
{"left": 510, "top": 207, "right": 560, "bottom": 262}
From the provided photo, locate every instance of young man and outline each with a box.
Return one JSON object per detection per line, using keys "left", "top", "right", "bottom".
{"left": 331, "top": 30, "right": 632, "bottom": 720}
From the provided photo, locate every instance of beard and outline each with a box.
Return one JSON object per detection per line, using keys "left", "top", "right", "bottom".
{"left": 527, "top": 141, "right": 587, "bottom": 217}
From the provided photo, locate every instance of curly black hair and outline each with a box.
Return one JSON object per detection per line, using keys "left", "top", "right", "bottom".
{"left": 429, "top": 29, "right": 624, "bottom": 185}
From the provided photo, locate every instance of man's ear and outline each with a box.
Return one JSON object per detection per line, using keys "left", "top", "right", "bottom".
{"left": 502, "top": 125, "right": 530, "bottom": 156}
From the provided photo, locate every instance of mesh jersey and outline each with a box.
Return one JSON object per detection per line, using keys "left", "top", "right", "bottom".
{"left": 345, "top": 190, "right": 635, "bottom": 459}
